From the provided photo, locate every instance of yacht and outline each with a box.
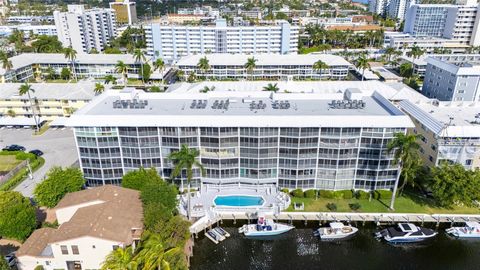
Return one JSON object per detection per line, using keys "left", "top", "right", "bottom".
{"left": 446, "top": 222, "right": 480, "bottom": 239}
{"left": 375, "top": 223, "right": 437, "bottom": 244}
{"left": 238, "top": 216, "right": 294, "bottom": 237}
{"left": 315, "top": 222, "right": 358, "bottom": 241}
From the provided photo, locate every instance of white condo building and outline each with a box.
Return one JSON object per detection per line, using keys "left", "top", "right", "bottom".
{"left": 145, "top": 19, "right": 299, "bottom": 63}
{"left": 369, "top": 0, "right": 391, "bottom": 15}
{"left": 67, "top": 84, "right": 414, "bottom": 191}
{"left": 387, "top": 0, "right": 413, "bottom": 21}
{"left": 54, "top": 5, "right": 117, "bottom": 53}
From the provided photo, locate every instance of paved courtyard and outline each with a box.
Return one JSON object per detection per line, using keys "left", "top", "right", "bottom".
{"left": 0, "top": 127, "right": 78, "bottom": 197}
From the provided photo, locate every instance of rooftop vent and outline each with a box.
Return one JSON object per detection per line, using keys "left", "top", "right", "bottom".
{"left": 250, "top": 100, "right": 267, "bottom": 110}
{"left": 190, "top": 99, "right": 207, "bottom": 109}
{"left": 271, "top": 100, "right": 290, "bottom": 110}
{"left": 211, "top": 99, "right": 230, "bottom": 110}
{"left": 329, "top": 99, "right": 365, "bottom": 109}
{"left": 113, "top": 99, "right": 148, "bottom": 109}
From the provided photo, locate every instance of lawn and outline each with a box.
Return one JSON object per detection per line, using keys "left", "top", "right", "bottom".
{"left": 0, "top": 155, "right": 21, "bottom": 172}
{"left": 286, "top": 191, "right": 480, "bottom": 214}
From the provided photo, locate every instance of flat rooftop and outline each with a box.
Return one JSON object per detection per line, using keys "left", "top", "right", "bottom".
{"left": 399, "top": 100, "right": 480, "bottom": 137}
{"left": 0, "top": 82, "right": 96, "bottom": 100}
{"left": 68, "top": 88, "right": 414, "bottom": 128}
{"left": 175, "top": 53, "right": 352, "bottom": 67}
{"left": 427, "top": 54, "right": 480, "bottom": 75}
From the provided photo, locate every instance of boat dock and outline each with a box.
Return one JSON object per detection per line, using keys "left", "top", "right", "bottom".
{"left": 190, "top": 211, "right": 480, "bottom": 236}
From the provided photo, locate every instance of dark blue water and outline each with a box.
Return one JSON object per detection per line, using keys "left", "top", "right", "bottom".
{"left": 191, "top": 221, "right": 480, "bottom": 270}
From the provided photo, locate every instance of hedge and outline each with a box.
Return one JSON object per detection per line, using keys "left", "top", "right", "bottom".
{"left": 319, "top": 190, "right": 334, "bottom": 199}
{"left": 304, "top": 189, "right": 317, "bottom": 198}
{"left": 280, "top": 188, "right": 290, "bottom": 194}
{"left": 0, "top": 157, "right": 45, "bottom": 191}
{"left": 374, "top": 190, "right": 393, "bottom": 200}
{"left": 336, "top": 190, "right": 353, "bottom": 199}
{"left": 355, "top": 190, "right": 371, "bottom": 200}
{"left": 291, "top": 189, "right": 304, "bottom": 198}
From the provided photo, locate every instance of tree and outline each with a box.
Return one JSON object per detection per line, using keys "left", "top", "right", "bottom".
{"left": 141, "top": 64, "right": 152, "bottom": 82}
{"left": 134, "top": 232, "right": 186, "bottom": 270}
{"left": 133, "top": 49, "right": 147, "bottom": 83}
{"left": 153, "top": 58, "right": 166, "bottom": 85}
{"left": 407, "top": 45, "right": 424, "bottom": 60}
{"left": 168, "top": 144, "right": 205, "bottom": 220}
{"left": 1, "top": 55, "right": 12, "bottom": 71}
{"left": 104, "top": 74, "right": 117, "bottom": 85}
{"left": 101, "top": 246, "right": 137, "bottom": 270}
{"left": 94, "top": 82, "right": 105, "bottom": 95}
{"left": 116, "top": 61, "right": 129, "bottom": 86}
{"left": 31, "top": 35, "right": 63, "bottom": 53}
{"left": 46, "top": 67, "right": 56, "bottom": 80}
{"left": 60, "top": 67, "right": 71, "bottom": 80}
{"left": 34, "top": 167, "right": 85, "bottom": 208}
{"left": 0, "top": 257, "right": 10, "bottom": 270}
{"left": 399, "top": 63, "right": 413, "bottom": 78}
{"left": 0, "top": 191, "right": 37, "bottom": 241}
{"left": 6, "top": 109, "right": 15, "bottom": 117}
{"left": 313, "top": 60, "right": 330, "bottom": 79}
{"left": 430, "top": 163, "right": 480, "bottom": 207}
{"left": 262, "top": 83, "right": 279, "bottom": 92}
{"left": 19, "top": 83, "right": 40, "bottom": 132}
{"left": 149, "top": 86, "right": 161, "bottom": 92}
{"left": 384, "top": 47, "right": 396, "bottom": 63}
{"left": 176, "top": 70, "right": 185, "bottom": 82}
{"left": 244, "top": 57, "right": 257, "bottom": 80}
{"left": 63, "top": 47, "right": 77, "bottom": 81}
{"left": 200, "top": 86, "right": 215, "bottom": 93}
{"left": 122, "top": 167, "right": 160, "bottom": 191}
{"left": 387, "top": 133, "right": 422, "bottom": 210}
{"left": 197, "top": 56, "right": 210, "bottom": 77}
{"left": 187, "top": 72, "right": 196, "bottom": 83}
{"left": 355, "top": 56, "right": 370, "bottom": 81}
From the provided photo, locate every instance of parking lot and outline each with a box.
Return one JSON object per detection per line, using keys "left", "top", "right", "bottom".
{"left": 0, "top": 127, "right": 78, "bottom": 197}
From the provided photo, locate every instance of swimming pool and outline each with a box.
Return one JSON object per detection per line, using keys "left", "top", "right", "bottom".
{"left": 214, "top": 195, "right": 265, "bottom": 207}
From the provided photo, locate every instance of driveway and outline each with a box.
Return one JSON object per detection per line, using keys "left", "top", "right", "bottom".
{"left": 0, "top": 128, "right": 78, "bottom": 197}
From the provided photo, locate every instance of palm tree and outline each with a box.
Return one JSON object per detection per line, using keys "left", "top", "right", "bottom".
{"left": 355, "top": 56, "right": 370, "bottom": 81}
{"left": 313, "top": 60, "right": 330, "bottom": 80}
{"left": 387, "top": 133, "right": 422, "bottom": 210}
{"left": 94, "top": 82, "right": 105, "bottom": 95}
{"left": 63, "top": 47, "right": 77, "bottom": 81}
{"left": 115, "top": 61, "right": 129, "bottom": 86}
{"left": 384, "top": 47, "right": 396, "bottom": 63}
{"left": 101, "top": 246, "right": 137, "bottom": 270}
{"left": 18, "top": 83, "right": 40, "bottom": 132}
{"left": 153, "top": 58, "right": 166, "bottom": 85}
{"left": 104, "top": 74, "right": 117, "bottom": 85}
{"left": 262, "top": 83, "right": 279, "bottom": 92}
{"left": 168, "top": 144, "right": 205, "bottom": 220}
{"left": 244, "top": 57, "right": 257, "bottom": 80}
{"left": 197, "top": 56, "right": 210, "bottom": 77}
{"left": 133, "top": 49, "right": 147, "bottom": 84}
{"left": 1, "top": 56, "right": 13, "bottom": 71}
{"left": 407, "top": 45, "right": 424, "bottom": 60}
{"left": 134, "top": 232, "right": 182, "bottom": 270}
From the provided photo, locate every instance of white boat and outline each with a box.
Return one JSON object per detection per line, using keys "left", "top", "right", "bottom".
{"left": 238, "top": 216, "right": 294, "bottom": 237}
{"left": 446, "top": 222, "right": 480, "bottom": 239}
{"left": 316, "top": 222, "right": 358, "bottom": 241}
{"left": 375, "top": 223, "right": 437, "bottom": 244}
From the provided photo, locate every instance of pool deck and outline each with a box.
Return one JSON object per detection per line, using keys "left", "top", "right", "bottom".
{"left": 180, "top": 184, "right": 290, "bottom": 218}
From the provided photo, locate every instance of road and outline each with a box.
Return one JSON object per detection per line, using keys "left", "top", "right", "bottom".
{"left": 0, "top": 128, "right": 78, "bottom": 197}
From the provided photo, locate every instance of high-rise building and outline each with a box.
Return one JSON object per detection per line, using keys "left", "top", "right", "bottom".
{"left": 369, "top": 0, "right": 391, "bottom": 15}
{"left": 54, "top": 5, "right": 117, "bottom": 53}
{"left": 109, "top": 0, "right": 137, "bottom": 25}
{"left": 387, "top": 0, "right": 413, "bottom": 21}
{"left": 145, "top": 19, "right": 299, "bottom": 63}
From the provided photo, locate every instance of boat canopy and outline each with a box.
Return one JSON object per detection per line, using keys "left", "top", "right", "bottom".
{"left": 330, "top": 222, "right": 345, "bottom": 229}
{"left": 398, "top": 223, "right": 419, "bottom": 232}
{"left": 465, "top": 221, "right": 480, "bottom": 228}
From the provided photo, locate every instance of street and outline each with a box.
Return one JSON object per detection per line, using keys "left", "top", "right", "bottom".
{"left": 0, "top": 128, "right": 78, "bottom": 197}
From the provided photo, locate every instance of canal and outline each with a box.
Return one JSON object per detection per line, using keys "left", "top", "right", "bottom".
{"left": 191, "top": 221, "right": 480, "bottom": 270}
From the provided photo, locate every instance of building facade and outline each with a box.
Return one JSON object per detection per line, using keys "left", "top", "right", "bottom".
{"left": 369, "top": 0, "right": 391, "bottom": 16}
{"left": 175, "top": 54, "right": 352, "bottom": 81}
{"left": 54, "top": 5, "right": 117, "bottom": 53}
{"left": 68, "top": 89, "right": 413, "bottom": 191}
{"left": 422, "top": 54, "right": 480, "bottom": 101}
{"left": 387, "top": 0, "right": 412, "bottom": 21}
{"left": 400, "top": 100, "right": 480, "bottom": 170}
{"left": 109, "top": 0, "right": 137, "bottom": 25}
{"left": 145, "top": 19, "right": 299, "bottom": 63}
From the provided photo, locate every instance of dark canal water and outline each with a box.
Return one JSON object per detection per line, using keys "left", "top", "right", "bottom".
{"left": 191, "top": 221, "right": 480, "bottom": 270}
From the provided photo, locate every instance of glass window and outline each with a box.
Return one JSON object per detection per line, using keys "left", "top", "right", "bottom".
{"left": 61, "top": 245, "right": 68, "bottom": 255}
{"left": 72, "top": 245, "right": 79, "bottom": 255}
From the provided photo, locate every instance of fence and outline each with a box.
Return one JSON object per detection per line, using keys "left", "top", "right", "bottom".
{"left": 0, "top": 160, "right": 28, "bottom": 187}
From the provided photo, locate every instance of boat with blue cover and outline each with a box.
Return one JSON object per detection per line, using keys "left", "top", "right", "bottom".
{"left": 238, "top": 216, "right": 294, "bottom": 237}
{"left": 375, "top": 223, "right": 437, "bottom": 244}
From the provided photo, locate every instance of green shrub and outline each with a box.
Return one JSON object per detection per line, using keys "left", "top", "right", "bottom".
{"left": 326, "top": 203, "right": 337, "bottom": 211}
{"left": 343, "top": 190, "right": 354, "bottom": 199}
{"left": 280, "top": 188, "right": 290, "bottom": 194}
{"left": 304, "top": 189, "right": 317, "bottom": 198}
{"left": 291, "top": 189, "right": 304, "bottom": 198}
{"left": 332, "top": 191, "right": 344, "bottom": 199}
{"left": 15, "top": 152, "right": 36, "bottom": 161}
{"left": 0, "top": 157, "right": 45, "bottom": 192}
{"left": 355, "top": 190, "right": 371, "bottom": 200}
{"left": 374, "top": 190, "right": 393, "bottom": 200}
{"left": 349, "top": 203, "right": 361, "bottom": 211}
{"left": 319, "top": 190, "right": 334, "bottom": 199}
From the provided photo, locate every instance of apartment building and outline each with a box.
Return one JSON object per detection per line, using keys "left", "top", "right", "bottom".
{"left": 145, "top": 19, "right": 299, "bottom": 63}
{"left": 422, "top": 54, "right": 480, "bottom": 101}
{"left": 0, "top": 24, "right": 57, "bottom": 37}
{"left": 16, "top": 186, "right": 143, "bottom": 270}
{"left": 67, "top": 87, "right": 413, "bottom": 190}
{"left": 400, "top": 100, "right": 480, "bottom": 170}
{"left": 369, "top": 0, "right": 391, "bottom": 15}
{"left": 385, "top": 33, "right": 469, "bottom": 53}
{"left": 109, "top": 0, "right": 137, "bottom": 25}
{"left": 387, "top": 0, "right": 413, "bottom": 21}
{"left": 0, "top": 53, "right": 141, "bottom": 83}
{"left": 54, "top": 5, "right": 117, "bottom": 53}
{"left": 175, "top": 54, "right": 352, "bottom": 80}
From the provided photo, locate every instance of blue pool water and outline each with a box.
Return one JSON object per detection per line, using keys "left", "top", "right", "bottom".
{"left": 214, "top": 195, "right": 264, "bottom": 207}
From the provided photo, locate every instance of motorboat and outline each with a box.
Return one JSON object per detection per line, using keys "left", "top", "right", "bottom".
{"left": 446, "top": 222, "right": 480, "bottom": 239}
{"left": 238, "top": 216, "right": 294, "bottom": 237}
{"left": 375, "top": 223, "right": 437, "bottom": 244}
{"left": 315, "top": 222, "right": 358, "bottom": 241}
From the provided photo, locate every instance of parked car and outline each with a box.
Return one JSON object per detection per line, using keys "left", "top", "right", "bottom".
{"left": 4, "top": 252, "right": 16, "bottom": 267}
{"left": 29, "top": 149, "right": 44, "bottom": 156}
{"left": 2, "top": 144, "right": 26, "bottom": 151}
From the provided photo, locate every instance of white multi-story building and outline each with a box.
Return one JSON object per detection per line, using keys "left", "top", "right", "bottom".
{"left": 16, "top": 186, "right": 143, "bottom": 270}
{"left": 400, "top": 99, "right": 480, "bottom": 170}
{"left": 145, "top": 19, "right": 299, "bottom": 63}
{"left": 387, "top": 0, "right": 413, "bottom": 21}
{"left": 384, "top": 32, "right": 469, "bottom": 53}
{"left": 175, "top": 54, "right": 353, "bottom": 80}
{"left": 404, "top": 0, "right": 480, "bottom": 46}
{"left": 109, "top": 0, "right": 137, "bottom": 25}
{"left": 369, "top": 0, "right": 391, "bottom": 15}
{"left": 0, "top": 24, "right": 57, "bottom": 37}
{"left": 422, "top": 54, "right": 480, "bottom": 101}
{"left": 54, "top": 5, "right": 117, "bottom": 53}
{"left": 67, "top": 84, "right": 414, "bottom": 191}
